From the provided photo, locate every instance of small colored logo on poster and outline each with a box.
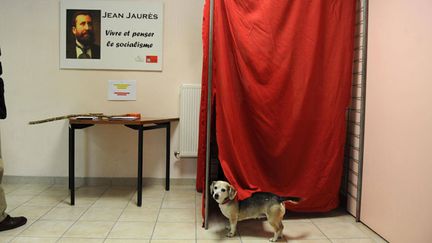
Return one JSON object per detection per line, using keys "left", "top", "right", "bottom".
{"left": 146, "top": 55, "right": 158, "bottom": 63}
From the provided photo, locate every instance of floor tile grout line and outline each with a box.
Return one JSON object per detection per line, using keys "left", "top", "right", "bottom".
{"left": 310, "top": 219, "right": 333, "bottom": 242}
{"left": 195, "top": 191, "right": 198, "bottom": 243}
{"left": 55, "top": 185, "right": 111, "bottom": 242}
{"left": 3, "top": 183, "right": 27, "bottom": 196}
{"left": 2, "top": 183, "right": 386, "bottom": 243}
{"left": 148, "top": 188, "right": 166, "bottom": 241}
{"left": 1, "top": 183, "right": 203, "bottom": 242}
{"left": 311, "top": 217, "right": 375, "bottom": 242}
{"left": 8, "top": 183, "right": 54, "bottom": 210}
{"left": 4, "top": 183, "right": 52, "bottom": 242}
{"left": 10, "top": 183, "right": 61, "bottom": 241}
{"left": 353, "top": 220, "right": 387, "bottom": 242}
{"left": 102, "top": 185, "right": 136, "bottom": 242}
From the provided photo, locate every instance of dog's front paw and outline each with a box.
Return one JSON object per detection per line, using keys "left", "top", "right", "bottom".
{"left": 269, "top": 235, "right": 283, "bottom": 242}
{"left": 226, "top": 231, "right": 235, "bottom": 237}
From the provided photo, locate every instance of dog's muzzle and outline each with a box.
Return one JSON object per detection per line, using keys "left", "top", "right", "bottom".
{"left": 213, "top": 193, "right": 219, "bottom": 200}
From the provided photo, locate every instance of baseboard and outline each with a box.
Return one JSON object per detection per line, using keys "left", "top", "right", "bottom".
{"left": 3, "top": 176, "right": 195, "bottom": 187}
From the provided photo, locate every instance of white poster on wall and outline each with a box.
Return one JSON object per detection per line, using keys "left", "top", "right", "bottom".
{"left": 108, "top": 80, "right": 137, "bottom": 100}
{"left": 60, "top": 0, "right": 163, "bottom": 71}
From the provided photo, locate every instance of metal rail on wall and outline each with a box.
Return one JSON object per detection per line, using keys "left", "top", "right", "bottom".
{"left": 204, "top": 0, "right": 215, "bottom": 230}
{"left": 355, "top": 0, "right": 369, "bottom": 222}
{"left": 343, "top": 0, "right": 369, "bottom": 222}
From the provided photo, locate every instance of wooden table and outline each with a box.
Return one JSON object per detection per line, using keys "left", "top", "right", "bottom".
{"left": 68, "top": 117, "right": 179, "bottom": 206}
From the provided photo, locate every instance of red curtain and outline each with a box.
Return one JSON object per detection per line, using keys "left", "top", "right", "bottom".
{"left": 197, "top": 0, "right": 356, "bottom": 213}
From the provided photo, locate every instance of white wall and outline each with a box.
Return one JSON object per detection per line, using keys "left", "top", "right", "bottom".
{"left": 361, "top": 0, "right": 432, "bottom": 242}
{"left": 0, "top": 0, "right": 204, "bottom": 179}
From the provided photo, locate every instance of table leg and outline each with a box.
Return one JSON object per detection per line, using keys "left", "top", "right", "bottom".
{"left": 137, "top": 126, "right": 143, "bottom": 207}
{"left": 165, "top": 122, "right": 170, "bottom": 191}
{"left": 68, "top": 125, "right": 75, "bottom": 205}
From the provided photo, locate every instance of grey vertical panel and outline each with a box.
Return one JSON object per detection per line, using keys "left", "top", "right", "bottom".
{"left": 344, "top": 0, "right": 368, "bottom": 221}
{"left": 204, "top": 0, "right": 215, "bottom": 230}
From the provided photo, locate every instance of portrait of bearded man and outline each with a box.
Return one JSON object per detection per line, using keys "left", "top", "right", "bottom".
{"left": 66, "top": 10, "right": 101, "bottom": 59}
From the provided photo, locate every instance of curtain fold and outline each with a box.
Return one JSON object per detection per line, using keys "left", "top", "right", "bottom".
{"left": 197, "top": 0, "right": 356, "bottom": 214}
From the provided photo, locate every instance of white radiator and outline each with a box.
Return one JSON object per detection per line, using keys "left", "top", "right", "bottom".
{"left": 178, "top": 84, "right": 201, "bottom": 157}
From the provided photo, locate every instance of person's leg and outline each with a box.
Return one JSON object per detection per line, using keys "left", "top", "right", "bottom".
{"left": 0, "top": 158, "right": 27, "bottom": 231}
{"left": 0, "top": 158, "right": 7, "bottom": 221}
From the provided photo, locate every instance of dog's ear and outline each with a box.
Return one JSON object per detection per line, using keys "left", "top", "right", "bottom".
{"left": 210, "top": 181, "right": 216, "bottom": 195}
{"left": 228, "top": 185, "right": 237, "bottom": 200}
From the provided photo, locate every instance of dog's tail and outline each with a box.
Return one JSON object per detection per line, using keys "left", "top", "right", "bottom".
{"left": 279, "top": 196, "right": 301, "bottom": 204}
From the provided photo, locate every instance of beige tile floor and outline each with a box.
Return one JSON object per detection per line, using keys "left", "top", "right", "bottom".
{"left": 0, "top": 183, "right": 387, "bottom": 243}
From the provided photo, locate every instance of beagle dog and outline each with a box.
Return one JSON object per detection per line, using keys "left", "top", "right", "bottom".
{"left": 210, "top": 180, "right": 301, "bottom": 242}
